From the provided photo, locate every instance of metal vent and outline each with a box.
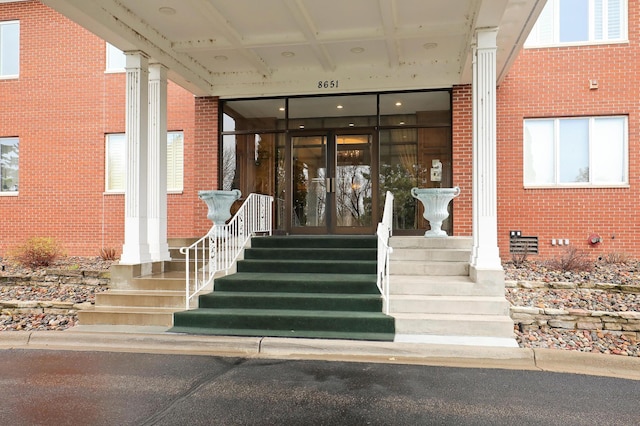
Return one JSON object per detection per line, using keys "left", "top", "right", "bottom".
{"left": 509, "top": 236, "right": 539, "bottom": 255}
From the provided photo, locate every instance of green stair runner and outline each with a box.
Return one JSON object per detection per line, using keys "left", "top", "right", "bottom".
{"left": 171, "top": 235, "right": 395, "bottom": 341}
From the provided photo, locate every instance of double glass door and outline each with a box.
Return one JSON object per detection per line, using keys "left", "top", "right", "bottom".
{"left": 290, "top": 131, "right": 375, "bottom": 234}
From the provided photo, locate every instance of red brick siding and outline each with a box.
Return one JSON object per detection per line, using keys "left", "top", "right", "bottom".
{"left": 0, "top": 1, "right": 199, "bottom": 257}
{"left": 452, "top": 85, "right": 473, "bottom": 236}
{"left": 496, "top": 1, "right": 640, "bottom": 259}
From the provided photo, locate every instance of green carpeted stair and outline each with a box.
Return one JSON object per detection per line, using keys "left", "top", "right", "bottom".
{"left": 171, "top": 235, "right": 395, "bottom": 341}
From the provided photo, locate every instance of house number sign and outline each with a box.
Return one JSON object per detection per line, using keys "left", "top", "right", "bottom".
{"left": 317, "top": 80, "right": 339, "bottom": 89}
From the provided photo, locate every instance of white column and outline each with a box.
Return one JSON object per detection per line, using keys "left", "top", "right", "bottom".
{"left": 147, "top": 63, "right": 171, "bottom": 262}
{"left": 470, "top": 28, "right": 503, "bottom": 284}
{"left": 121, "top": 51, "right": 152, "bottom": 265}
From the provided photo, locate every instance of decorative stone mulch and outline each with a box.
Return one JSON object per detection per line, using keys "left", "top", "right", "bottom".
{"left": 1, "top": 257, "right": 639, "bottom": 356}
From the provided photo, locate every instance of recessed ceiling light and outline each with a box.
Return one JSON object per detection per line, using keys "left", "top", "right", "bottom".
{"left": 337, "top": 105, "right": 343, "bottom": 109}
{"left": 423, "top": 42, "right": 438, "bottom": 50}
{"left": 282, "top": 51, "right": 295, "bottom": 57}
{"left": 159, "top": 7, "right": 176, "bottom": 15}
{"left": 399, "top": 121, "right": 405, "bottom": 125}
{"left": 299, "top": 125, "right": 305, "bottom": 129}
{"left": 214, "top": 55, "right": 228, "bottom": 61}
{"left": 350, "top": 47, "right": 365, "bottom": 54}
{"left": 279, "top": 107, "right": 285, "bottom": 111}
{"left": 349, "top": 123, "right": 355, "bottom": 127}
{"left": 395, "top": 102, "right": 402, "bottom": 106}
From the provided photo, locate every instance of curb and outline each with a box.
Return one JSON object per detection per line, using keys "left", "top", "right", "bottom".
{"left": 1, "top": 330, "right": 639, "bottom": 380}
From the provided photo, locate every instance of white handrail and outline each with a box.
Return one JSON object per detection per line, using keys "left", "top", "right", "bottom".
{"left": 377, "top": 191, "right": 394, "bottom": 314}
{"left": 180, "top": 193, "right": 273, "bottom": 310}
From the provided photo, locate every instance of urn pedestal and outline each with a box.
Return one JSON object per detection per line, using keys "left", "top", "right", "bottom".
{"left": 411, "top": 187, "right": 460, "bottom": 237}
{"left": 198, "top": 189, "right": 242, "bottom": 234}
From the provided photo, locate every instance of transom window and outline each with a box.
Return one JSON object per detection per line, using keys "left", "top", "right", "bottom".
{"left": 524, "top": 116, "right": 628, "bottom": 187}
{"left": 0, "top": 137, "right": 19, "bottom": 193}
{"left": 0, "top": 20, "right": 19, "bottom": 78}
{"left": 526, "top": 0, "right": 627, "bottom": 47}
{"left": 106, "top": 132, "right": 184, "bottom": 192}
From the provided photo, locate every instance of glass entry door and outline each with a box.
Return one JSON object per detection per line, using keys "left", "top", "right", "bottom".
{"left": 290, "top": 131, "right": 375, "bottom": 234}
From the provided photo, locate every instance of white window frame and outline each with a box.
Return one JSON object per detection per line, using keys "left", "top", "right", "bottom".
{"left": 105, "top": 132, "right": 184, "bottom": 193}
{"left": 526, "top": 0, "right": 628, "bottom": 48}
{"left": 0, "top": 20, "right": 19, "bottom": 79}
{"left": 105, "top": 133, "right": 126, "bottom": 193}
{"left": 105, "top": 42, "right": 126, "bottom": 73}
{"left": 166, "top": 131, "right": 184, "bottom": 192}
{"left": 523, "top": 116, "right": 628, "bottom": 188}
{"left": 0, "top": 137, "right": 19, "bottom": 195}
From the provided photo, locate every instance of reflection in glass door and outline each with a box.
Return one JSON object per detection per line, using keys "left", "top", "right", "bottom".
{"left": 290, "top": 132, "right": 374, "bottom": 234}
{"left": 292, "top": 135, "right": 327, "bottom": 229}
{"left": 335, "top": 134, "right": 372, "bottom": 229}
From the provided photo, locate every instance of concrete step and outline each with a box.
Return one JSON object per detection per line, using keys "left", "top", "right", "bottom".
{"left": 390, "top": 236, "right": 472, "bottom": 250}
{"left": 128, "top": 272, "right": 186, "bottom": 291}
{"left": 390, "top": 260, "right": 469, "bottom": 276}
{"left": 391, "top": 313, "right": 515, "bottom": 338}
{"left": 169, "top": 237, "right": 199, "bottom": 248}
{"left": 389, "top": 275, "right": 502, "bottom": 297}
{"left": 391, "top": 248, "right": 470, "bottom": 262}
{"left": 388, "top": 295, "right": 510, "bottom": 315}
{"left": 95, "top": 290, "right": 185, "bottom": 308}
{"left": 78, "top": 306, "right": 178, "bottom": 327}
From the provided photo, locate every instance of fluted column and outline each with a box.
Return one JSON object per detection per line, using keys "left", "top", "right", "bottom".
{"left": 470, "top": 28, "right": 503, "bottom": 285}
{"left": 120, "top": 51, "right": 152, "bottom": 265}
{"left": 147, "top": 63, "right": 171, "bottom": 262}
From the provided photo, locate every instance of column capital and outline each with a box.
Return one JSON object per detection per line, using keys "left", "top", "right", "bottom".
{"left": 124, "top": 51, "right": 150, "bottom": 70}
{"left": 475, "top": 27, "right": 498, "bottom": 48}
{"left": 149, "top": 63, "right": 169, "bottom": 80}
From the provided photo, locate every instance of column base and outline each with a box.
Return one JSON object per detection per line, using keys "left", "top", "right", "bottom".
{"left": 469, "top": 265, "right": 505, "bottom": 296}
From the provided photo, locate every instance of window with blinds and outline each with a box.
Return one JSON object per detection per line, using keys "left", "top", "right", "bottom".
{"left": 105, "top": 132, "right": 184, "bottom": 192}
{"left": 0, "top": 21, "right": 19, "bottom": 78}
{"left": 525, "top": 0, "right": 627, "bottom": 47}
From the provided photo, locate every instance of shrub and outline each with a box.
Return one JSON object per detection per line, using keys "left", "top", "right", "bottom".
{"left": 99, "top": 247, "right": 119, "bottom": 261}
{"left": 10, "top": 237, "right": 64, "bottom": 268}
{"left": 599, "top": 252, "right": 632, "bottom": 265}
{"left": 546, "top": 246, "right": 592, "bottom": 272}
{"left": 510, "top": 241, "right": 532, "bottom": 267}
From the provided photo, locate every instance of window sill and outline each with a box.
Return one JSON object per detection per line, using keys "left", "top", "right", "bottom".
{"left": 524, "top": 184, "right": 630, "bottom": 190}
{"left": 525, "top": 39, "right": 629, "bottom": 49}
{"left": 0, "top": 192, "right": 18, "bottom": 197}
{"left": 103, "top": 191, "right": 184, "bottom": 195}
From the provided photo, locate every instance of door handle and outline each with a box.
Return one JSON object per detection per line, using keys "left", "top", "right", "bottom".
{"left": 326, "top": 178, "right": 335, "bottom": 193}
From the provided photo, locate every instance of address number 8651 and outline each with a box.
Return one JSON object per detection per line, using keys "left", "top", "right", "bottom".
{"left": 317, "top": 80, "right": 339, "bottom": 89}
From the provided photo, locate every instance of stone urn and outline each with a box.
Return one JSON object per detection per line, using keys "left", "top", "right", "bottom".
{"left": 198, "top": 189, "right": 242, "bottom": 228}
{"left": 410, "top": 187, "right": 460, "bottom": 237}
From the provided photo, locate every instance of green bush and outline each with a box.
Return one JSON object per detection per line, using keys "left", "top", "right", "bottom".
{"left": 10, "top": 237, "right": 64, "bottom": 268}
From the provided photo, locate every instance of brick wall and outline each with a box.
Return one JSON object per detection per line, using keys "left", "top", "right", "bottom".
{"left": 451, "top": 85, "right": 473, "bottom": 237}
{"left": 2, "top": 1, "right": 638, "bottom": 262}
{"left": 496, "top": 0, "right": 640, "bottom": 260}
{"left": 0, "top": 1, "right": 201, "bottom": 257}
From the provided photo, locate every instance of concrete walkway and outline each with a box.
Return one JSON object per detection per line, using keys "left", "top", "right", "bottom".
{"left": 1, "top": 327, "right": 639, "bottom": 381}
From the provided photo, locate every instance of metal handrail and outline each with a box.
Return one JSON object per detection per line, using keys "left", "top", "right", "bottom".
{"left": 180, "top": 193, "right": 273, "bottom": 310}
{"left": 377, "top": 191, "right": 394, "bottom": 314}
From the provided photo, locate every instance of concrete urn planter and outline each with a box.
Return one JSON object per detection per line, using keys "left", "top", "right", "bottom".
{"left": 411, "top": 187, "right": 460, "bottom": 237}
{"left": 198, "top": 189, "right": 242, "bottom": 227}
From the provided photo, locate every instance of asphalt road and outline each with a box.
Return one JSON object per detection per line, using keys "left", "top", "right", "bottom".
{"left": 0, "top": 349, "right": 637, "bottom": 425}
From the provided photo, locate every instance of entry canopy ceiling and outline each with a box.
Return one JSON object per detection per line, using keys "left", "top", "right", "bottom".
{"left": 42, "top": 0, "right": 546, "bottom": 98}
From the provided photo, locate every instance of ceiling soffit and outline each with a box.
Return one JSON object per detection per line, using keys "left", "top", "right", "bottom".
{"left": 41, "top": 0, "right": 546, "bottom": 98}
